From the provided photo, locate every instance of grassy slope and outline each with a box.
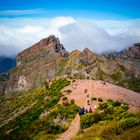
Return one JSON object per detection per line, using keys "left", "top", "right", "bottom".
{"left": 73, "top": 99, "right": 140, "bottom": 140}
{"left": 0, "top": 79, "right": 79, "bottom": 140}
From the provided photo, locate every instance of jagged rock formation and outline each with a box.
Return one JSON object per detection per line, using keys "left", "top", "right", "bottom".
{"left": 17, "top": 35, "right": 68, "bottom": 65}
{"left": 0, "top": 35, "right": 140, "bottom": 94}
{"left": 4, "top": 35, "right": 69, "bottom": 93}
{"left": 119, "top": 43, "right": 140, "bottom": 60}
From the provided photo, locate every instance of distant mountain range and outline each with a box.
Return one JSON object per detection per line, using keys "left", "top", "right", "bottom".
{"left": 0, "top": 35, "right": 140, "bottom": 95}
{"left": 0, "top": 56, "right": 16, "bottom": 73}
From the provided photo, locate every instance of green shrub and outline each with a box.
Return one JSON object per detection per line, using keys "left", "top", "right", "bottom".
{"left": 98, "top": 120, "right": 111, "bottom": 125}
{"left": 47, "top": 97, "right": 59, "bottom": 108}
{"left": 44, "top": 81, "right": 49, "bottom": 90}
{"left": 128, "top": 79, "right": 140, "bottom": 92}
{"left": 62, "top": 100, "right": 69, "bottom": 106}
{"left": 101, "top": 121, "right": 119, "bottom": 137}
{"left": 104, "top": 107, "right": 114, "bottom": 114}
{"left": 99, "top": 112, "right": 109, "bottom": 121}
{"left": 93, "top": 113, "right": 102, "bottom": 123}
{"left": 117, "top": 117, "right": 140, "bottom": 130}
{"left": 121, "top": 104, "right": 129, "bottom": 111}
{"left": 49, "top": 79, "right": 70, "bottom": 97}
{"left": 113, "top": 106, "right": 126, "bottom": 115}
{"left": 99, "top": 103, "right": 108, "bottom": 110}
{"left": 70, "top": 99, "right": 75, "bottom": 104}
{"left": 45, "top": 122, "right": 63, "bottom": 134}
{"left": 66, "top": 89, "right": 72, "bottom": 94}
{"left": 107, "top": 99, "right": 114, "bottom": 104}
{"left": 80, "top": 113, "right": 95, "bottom": 129}
{"left": 115, "top": 111, "right": 134, "bottom": 121}
{"left": 92, "top": 97, "right": 97, "bottom": 101}
{"left": 62, "top": 96, "right": 68, "bottom": 101}
{"left": 80, "top": 112, "right": 103, "bottom": 129}
{"left": 112, "top": 100, "right": 122, "bottom": 107}
{"left": 35, "top": 95, "right": 44, "bottom": 100}
{"left": 48, "top": 104, "right": 79, "bottom": 122}
{"left": 112, "top": 71, "right": 122, "bottom": 82}
{"left": 98, "top": 98, "right": 103, "bottom": 102}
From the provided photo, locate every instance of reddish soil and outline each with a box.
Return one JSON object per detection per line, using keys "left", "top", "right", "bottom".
{"left": 63, "top": 80, "right": 140, "bottom": 112}
{"left": 57, "top": 80, "right": 140, "bottom": 140}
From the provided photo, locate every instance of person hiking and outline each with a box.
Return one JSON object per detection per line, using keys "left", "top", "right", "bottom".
{"left": 79, "top": 107, "right": 85, "bottom": 115}
{"left": 81, "top": 107, "right": 85, "bottom": 115}
{"left": 84, "top": 108, "right": 88, "bottom": 114}
{"left": 89, "top": 107, "right": 93, "bottom": 113}
{"left": 79, "top": 108, "right": 82, "bottom": 115}
{"left": 87, "top": 94, "right": 90, "bottom": 105}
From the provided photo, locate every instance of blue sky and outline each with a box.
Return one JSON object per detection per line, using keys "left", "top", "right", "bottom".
{"left": 0, "top": 0, "right": 140, "bottom": 56}
{"left": 0, "top": 0, "right": 140, "bottom": 19}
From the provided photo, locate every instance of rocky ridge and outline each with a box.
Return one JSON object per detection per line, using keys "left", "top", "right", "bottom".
{"left": 0, "top": 35, "right": 140, "bottom": 94}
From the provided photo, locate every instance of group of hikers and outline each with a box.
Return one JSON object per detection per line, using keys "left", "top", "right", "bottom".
{"left": 79, "top": 94, "right": 93, "bottom": 115}
{"left": 79, "top": 107, "right": 93, "bottom": 115}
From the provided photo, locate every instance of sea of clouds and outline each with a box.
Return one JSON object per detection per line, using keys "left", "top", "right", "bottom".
{"left": 0, "top": 16, "right": 140, "bottom": 56}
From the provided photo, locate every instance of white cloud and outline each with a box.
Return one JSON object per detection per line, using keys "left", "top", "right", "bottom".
{"left": 0, "top": 17, "right": 140, "bottom": 56}
{"left": 0, "top": 17, "right": 74, "bottom": 56}
{"left": 60, "top": 19, "right": 140, "bottom": 53}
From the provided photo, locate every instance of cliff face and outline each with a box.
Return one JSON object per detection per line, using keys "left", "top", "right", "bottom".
{"left": 119, "top": 43, "right": 140, "bottom": 60}
{"left": 17, "top": 35, "right": 68, "bottom": 65}
{"left": 1, "top": 35, "right": 140, "bottom": 94}
{"left": 5, "top": 35, "right": 69, "bottom": 93}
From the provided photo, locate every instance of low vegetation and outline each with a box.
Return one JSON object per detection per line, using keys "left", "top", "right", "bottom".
{"left": 0, "top": 79, "right": 79, "bottom": 140}
{"left": 98, "top": 97, "right": 103, "bottom": 102}
{"left": 91, "top": 97, "right": 97, "bottom": 101}
{"left": 73, "top": 98, "right": 140, "bottom": 140}
{"left": 128, "top": 79, "right": 140, "bottom": 92}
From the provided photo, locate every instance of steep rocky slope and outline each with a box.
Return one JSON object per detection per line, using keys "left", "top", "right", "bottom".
{"left": 1, "top": 35, "right": 140, "bottom": 94}
{"left": 4, "top": 35, "right": 69, "bottom": 93}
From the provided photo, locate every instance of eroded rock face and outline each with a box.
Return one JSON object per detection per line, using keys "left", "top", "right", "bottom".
{"left": 4, "top": 35, "right": 69, "bottom": 93}
{"left": 1, "top": 35, "right": 140, "bottom": 94}
{"left": 120, "top": 43, "right": 140, "bottom": 60}
{"left": 17, "top": 75, "right": 30, "bottom": 91}
{"left": 17, "top": 35, "right": 68, "bottom": 65}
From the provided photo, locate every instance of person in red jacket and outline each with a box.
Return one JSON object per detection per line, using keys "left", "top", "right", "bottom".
{"left": 89, "top": 107, "right": 93, "bottom": 113}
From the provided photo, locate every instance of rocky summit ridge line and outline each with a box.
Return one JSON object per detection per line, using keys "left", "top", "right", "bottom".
{"left": 0, "top": 35, "right": 140, "bottom": 95}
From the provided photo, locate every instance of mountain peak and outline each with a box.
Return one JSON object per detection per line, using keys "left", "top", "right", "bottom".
{"left": 71, "top": 49, "right": 81, "bottom": 55}
{"left": 17, "top": 35, "right": 68, "bottom": 65}
{"left": 120, "top": 43, "right": 140, "bottom": 60}
{"left": 83, "top": 48, "right": 93, "bottom": 53}
{"left": 134, "top": 42, "right": 140, "bottom": 47}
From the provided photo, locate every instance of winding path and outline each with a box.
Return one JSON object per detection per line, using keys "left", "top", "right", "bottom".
{"left": 57, "top": 114, "right": 80, "bottom": 140}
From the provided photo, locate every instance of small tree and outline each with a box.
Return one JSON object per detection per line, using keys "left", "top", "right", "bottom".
{"left": 70, "top": 99, "right": 75, "bottom": 104}
{"left": 98, "top": 98, "right": 103, "bottom": 102}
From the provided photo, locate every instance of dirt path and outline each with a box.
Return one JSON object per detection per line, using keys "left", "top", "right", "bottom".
{"left": 57, "top": 114, "right": 80, "bottom": 140}
{"left": 57, "top": 79, "right": 140, "bottom": 140}
{"left": 64, "top": 80, "right": 140, "bottom": 111}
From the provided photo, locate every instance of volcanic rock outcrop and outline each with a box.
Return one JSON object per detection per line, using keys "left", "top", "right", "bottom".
{"left": 1, "top": 35, "right": 140, "bottom": 94}
{"left": 5, "top": 35, "right": 69, "bottom": 93}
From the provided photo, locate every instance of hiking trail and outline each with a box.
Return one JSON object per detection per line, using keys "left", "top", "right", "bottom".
{"left": 57, "top": 79, "right": 140, "bottom": 140}
{"left": 57, "top": 114, "right": 80, "bottom": 140}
